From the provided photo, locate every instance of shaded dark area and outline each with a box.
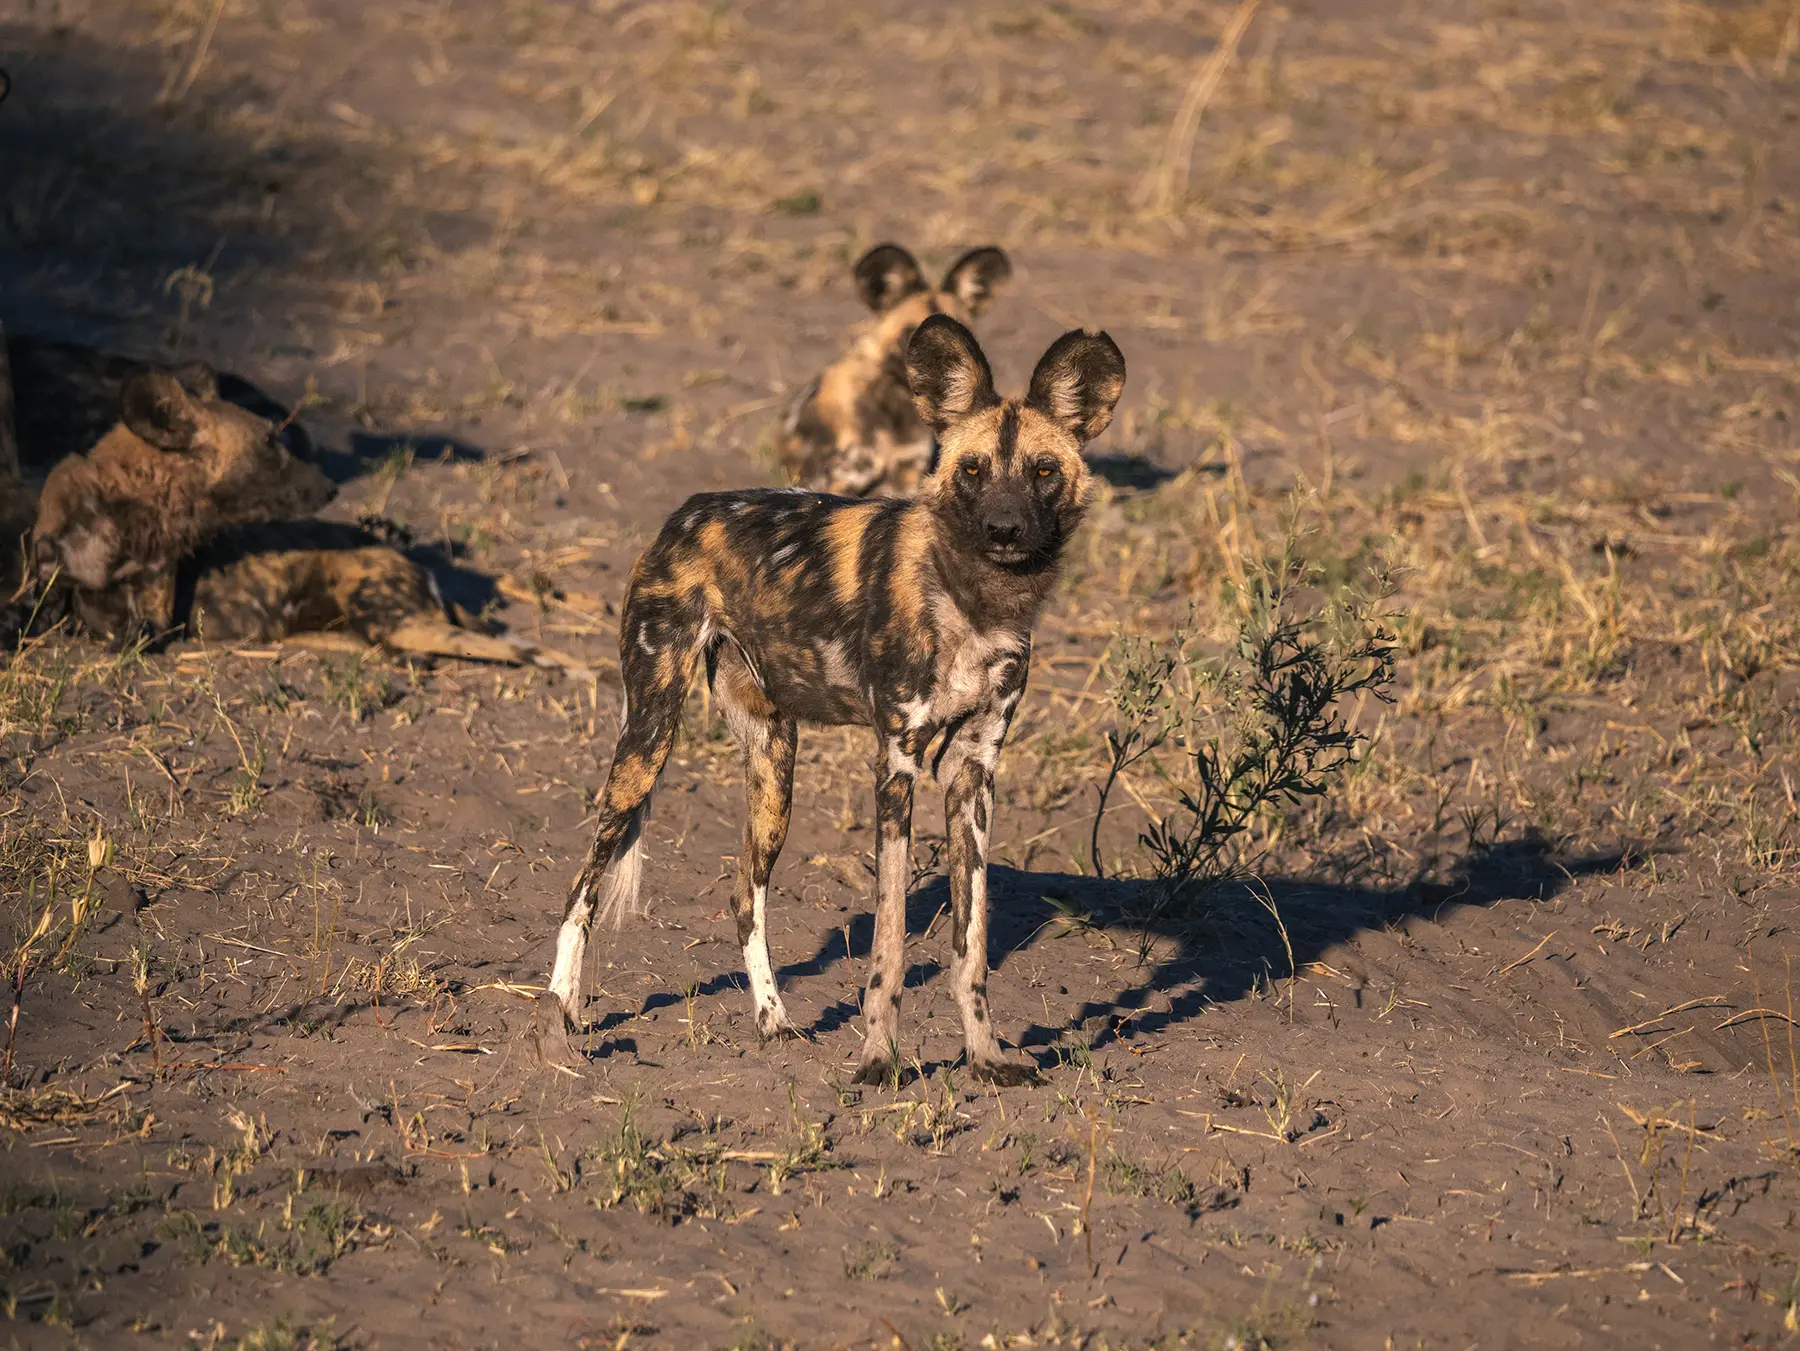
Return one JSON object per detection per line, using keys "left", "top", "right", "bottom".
{"left": 7, "top": 335, "right": 319, "bottom": 470}
{"left": 589, "top": 832, "right": 1620, "bottom": 1072}
{"left": 0, "top": 28, "right": 487, "bottom": 480}
{"left": 1086, "top": 452, "right": 1184, "bottom": 491}
{"left": 995, "top": 834, "right": 1622, "bottom": 1058}
{"left": 316, "top": 431, "right": 490, "bottom": 486}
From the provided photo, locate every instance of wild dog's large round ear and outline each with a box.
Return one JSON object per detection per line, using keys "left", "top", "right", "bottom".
{"left": 942, "top": 247, "right": 1012, "bottom": 316}
{"left": 121, "top": 370, "right": 204, "bottom": 451}
{"left": 171, "top": 361, "right": 221, "bottom": 402}
{"left": 1025, "top": 330, "right": 1127, "bottom": 445}
{"left": 906, "top": 314, "right": 1000, "bottom": 432}
{"left": 854, "top": 244, "right": 928, "bottom": 312}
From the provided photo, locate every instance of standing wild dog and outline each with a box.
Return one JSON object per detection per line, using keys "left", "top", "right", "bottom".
{"left": 542, "top": 314, "right": 1125, "bottom": 1085}
{"left": 775, "top": 243, "right": 1011, "bottom": 498}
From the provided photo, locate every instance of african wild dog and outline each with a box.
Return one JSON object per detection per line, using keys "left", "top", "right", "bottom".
{"left": 20, "top": 363, "right": 336, "bottom": 645}
{"left": 775, "top": 243, "right": 1011, "bottom": 498}
{"left": 2, "top": 344, "right": 585, "bottom": 669}
{"left": 540, "top": 314, "right": 1125, "bottom": 1085}
{"left": 173, "top": 517, "right": 589, "bottom": 671}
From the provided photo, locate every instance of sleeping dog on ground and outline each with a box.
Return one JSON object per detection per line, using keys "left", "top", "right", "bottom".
{"left": 540, "top": 314, "right": 1124, "bottom": 1085}
{"left": 7, "top": 363, "right": 583, "bottom": 671}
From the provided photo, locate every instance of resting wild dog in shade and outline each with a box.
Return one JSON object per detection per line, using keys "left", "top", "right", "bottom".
{"left": 775, "top": 243, "right": 1011, "bottom": 498}
{"left": 178, "top": 518, "right": 587, "bottom": 670}
{"left": 542, "top": 314, "right": 1125, "bottom": 1085}
{"left": 22, "top": 364, "right": 336, "bottom": 645}
{"left": 8, "top": 361, "right": 582, "bottom": 671}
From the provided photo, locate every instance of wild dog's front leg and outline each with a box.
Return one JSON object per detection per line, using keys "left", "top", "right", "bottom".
{"left": 853, "top": 731, "right": 924, "bottom": 1083}
{"left": 123, "top": 565, "right": 179, "bottom": 649}
{"left": 944, "top": 705, "right": 1039, "bottom": 1086}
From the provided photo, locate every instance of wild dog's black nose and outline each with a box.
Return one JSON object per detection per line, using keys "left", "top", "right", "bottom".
{"left": 984, "top": 516, "right": 1023, "bottom": 547}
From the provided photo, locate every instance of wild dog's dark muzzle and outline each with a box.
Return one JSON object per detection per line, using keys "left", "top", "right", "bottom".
{"left": 979, "top": 491, "right": 1037, "bottom": 561}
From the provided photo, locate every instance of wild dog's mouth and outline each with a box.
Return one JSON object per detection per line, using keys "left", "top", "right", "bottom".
{"left": 982, "top": 543, "right": 1034, "bottom": 567}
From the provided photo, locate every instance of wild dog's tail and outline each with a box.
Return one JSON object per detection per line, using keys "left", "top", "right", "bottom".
{"left": 576, "top": 590, "right": 715, "bottom": 929}
{"left": 382, "top": 616, "right": 594, "bottom": 677}
{"left": 594, "top": 791, "right": 650, "bottom": 929}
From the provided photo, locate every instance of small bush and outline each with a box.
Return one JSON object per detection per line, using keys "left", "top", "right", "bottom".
{"left": 1095, "top": 501, "right": 1397, "bottom": 913}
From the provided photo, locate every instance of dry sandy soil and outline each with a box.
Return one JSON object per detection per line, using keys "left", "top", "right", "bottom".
{"left": 3, "top": 0, "right": 1800, "bottom": 1347}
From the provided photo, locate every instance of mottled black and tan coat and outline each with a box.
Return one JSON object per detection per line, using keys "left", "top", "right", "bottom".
{"left": 775, "top": 243, "right": 1011, "bottom": 498}
{"left": 178, "top": 518, "right": 575, "bottom": 668}
{"left": 9, "top": 365, "right": 576, "bottom": 670}
{"left": 23, "top": 366, "right": 336, "bottom": 644}
{"left": 543, "top": 315, "right": 1125, "bottom": 1085}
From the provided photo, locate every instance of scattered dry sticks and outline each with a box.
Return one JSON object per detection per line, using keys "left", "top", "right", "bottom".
{"left": 1134, "top": 0, "right": 1263, "bottom": 217}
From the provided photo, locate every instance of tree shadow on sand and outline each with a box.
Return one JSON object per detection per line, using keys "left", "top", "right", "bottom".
{"left": 1, "top": 31, "right": 493, "bottom": 486}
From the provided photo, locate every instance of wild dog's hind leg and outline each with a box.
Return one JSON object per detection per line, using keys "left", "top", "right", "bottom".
{"left": 853, "top": 727, "right": 926, "bottom": 1084}
{"left": 543, "top": 611, "right": 700, "bottom": 1054}
{"left": 712, "top": 643, "right": 801, "bottom": 1040}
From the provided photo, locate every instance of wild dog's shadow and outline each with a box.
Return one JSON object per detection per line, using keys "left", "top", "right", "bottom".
{"left": 981, "top": 835, "right": 1619, "bottom": 1056}
{"left": 611, "top": 833, "right": 1616, "bottom": 1070}
{"left": 1086, "top": 452, "right": 1184, "bottom": 492}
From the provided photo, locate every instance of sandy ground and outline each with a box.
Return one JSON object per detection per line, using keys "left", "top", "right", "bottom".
{"left": 3, "top": 1, "right": 1800, "bottom": 1347}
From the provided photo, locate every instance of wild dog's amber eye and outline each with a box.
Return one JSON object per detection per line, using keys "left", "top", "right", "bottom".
{"left": 964, "top": 463, "right": 979, "bottom": 475}
{"left": 1037, "top": 466, "right": 1052, "bottom": 477}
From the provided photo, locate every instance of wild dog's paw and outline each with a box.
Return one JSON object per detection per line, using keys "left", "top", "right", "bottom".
{"left": 755, "top": 1006, "right": 808, "bottom": 1043}
{"left": 528, "top": 993, "right": 586, "bottom": 1076}
{"left": 850, "top": 1055, "right": 898, "bottom": 1087}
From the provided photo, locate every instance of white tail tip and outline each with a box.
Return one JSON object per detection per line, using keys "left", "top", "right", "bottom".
{"left": 597, "top": 798, "right": 650, "bottom": 929}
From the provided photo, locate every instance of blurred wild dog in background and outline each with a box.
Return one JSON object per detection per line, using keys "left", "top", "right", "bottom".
{"left": 179, "top": 516, "right": 586, "bottom": 670}
{"left": 2, "top": 349, "right": 583, "bottom": 671}
{"left": 19, "top": 363, "right": 336, "bottom": 645}
{"left": 775, "top": 243, "right": 1011, "bottom": 498}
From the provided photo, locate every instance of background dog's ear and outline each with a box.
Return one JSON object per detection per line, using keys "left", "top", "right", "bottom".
{"left": 121, "top": 370, "right": 204, "bottom": 451}
{"left": 854, "top": 244, "right": 928, "bottom": 312}
{"left": 906, "top": 314, "right": 1000, "bottom": 431}
{"left": 1026, "top": 330, "right": 1127, "bottom": 444}
{"left": 0, "top": 70, "right": 11, "bottom": 108}
{"left": 171, "top": 361, "right": 221, "bottom": 402}
{"left": 942, "top": 247, "right": 1012, "bottom": 316}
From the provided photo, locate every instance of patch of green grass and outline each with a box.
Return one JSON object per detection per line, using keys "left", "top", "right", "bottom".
{"left": 584, "top": 1102, "right": 730, "bottom": 1221}
{"left": 234, "top": 1315, "right": 342, "bottom": 1351}
{"left": 1105, "top": 1151, "right": 1202, "bottom": 1216}
{"left": 320, "top": 655, "right": 397, "bottom": 723}
{"left": 841, "top": 1238, "right": 899, "bottom": 1281}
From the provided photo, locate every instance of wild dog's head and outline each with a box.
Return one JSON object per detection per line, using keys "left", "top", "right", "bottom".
{"left": 776, "top": 244, "right": 1014, "bottom": 496}
{"left": 852, "top": 245, "right": 1010, "bottom": 397}
{"left": 30, "top": 366, "right": 336, "bottom": 588}
{"left": 853, "top": 243, "right": 1011, "bottom": 331}
{"left": 908, "top": 315, "right": 1125, "bottom": 571}
{"left": 117, "top": 366, "right": 336, "bottom": 522}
